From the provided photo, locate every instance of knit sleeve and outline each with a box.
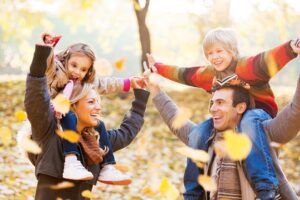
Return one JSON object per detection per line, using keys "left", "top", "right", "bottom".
{"left": 155, "top": 63, "right": 215, "bottom": 92}
{"left": 93, "top": 75, "right": 129, "bottom": 95}
{"left": 236, "top": 41, "right": 298, "bottom": 82}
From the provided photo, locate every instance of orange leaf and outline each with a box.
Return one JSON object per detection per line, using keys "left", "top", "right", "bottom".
{"left": 115, "top": 163, "right": 129, "bottom": 173}
{"left": 15, "top": 111, "right": 27, "bottom": 122}
{"left": 56, "top": 129, "right": 80, "bottom": 143}
{"left": 114, "top": 58, "right": 125, "bottom": 71}
{"left": 81, "top": 190, "right": 95, "bottom": 198}
{"left": 49, "top": 181, "right": 74, "bottom": 190}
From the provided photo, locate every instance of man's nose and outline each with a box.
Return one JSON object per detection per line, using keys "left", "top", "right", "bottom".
{"left": 210, "top": 103, "right": 217, "bottom": 113}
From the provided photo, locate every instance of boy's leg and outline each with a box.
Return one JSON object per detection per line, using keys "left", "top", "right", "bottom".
{"left": 183, "top": 118, "right": 213, "bottom": 200}
{"left": 97, "top": 121, "right": 131, "bottom": 185}
{"left": 239, "top": 109, "right": 279, "bottom": 195}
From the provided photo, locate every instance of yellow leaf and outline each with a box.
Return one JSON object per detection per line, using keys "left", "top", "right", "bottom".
{"left": 56, "top": 129, "right": 80, "bottom": 143}
{"left": 15, "top": 111, "right": 27, "bottom": 122}
{"left": 224, "top": 130, "right": 252, "bottom": 160}
{"left": 175, "top": 146, "right": 210, "bottom": 163}
{"left": 49, "top": 181, "right": 74, "bottom": 190}
{"left": 159, "top": 178, "right": 180, "bottom": 200}
{"left": 133, "top": 0, "right": 142, "bottom": 11}
{"left": 115, "top": 163, "right": 129, "bottom": 173}
{"left": 172, "top": 107, "right": 192, "bottom": 129}
{"left": 114, "top": 58, "right": 125, "bottom": 71}
{"left": 0, "top": 126, "right": 13, "bottom": 146}
{"left": 81, "top": 190, "right": 95, "bottom": 198}
{"left": 52, "top": 94, "right": 70, "bottom": 114}
{"left": 141, "top": 186, "right": 156, "bottom": 196}
{"left": 198, "top": 175, "right": 216, "bottom": 192}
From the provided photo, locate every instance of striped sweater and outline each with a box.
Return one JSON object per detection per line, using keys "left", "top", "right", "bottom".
{"left": 155, "top": 41, "right": 297, "bottom": 117}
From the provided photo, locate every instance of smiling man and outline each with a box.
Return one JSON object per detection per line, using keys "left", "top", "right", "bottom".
{"left": 148, "top": 74, "right": 300, "bottom": 200}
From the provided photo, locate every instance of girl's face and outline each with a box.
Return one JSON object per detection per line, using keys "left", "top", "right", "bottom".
{"left": 66, "top": 53, "right": 93, "bottom": 82}
{"left": 73, "top": 89, "right": 101, "bottom": 131}
{"left": 206, "top": 42, "right": 234, "bottom": 72}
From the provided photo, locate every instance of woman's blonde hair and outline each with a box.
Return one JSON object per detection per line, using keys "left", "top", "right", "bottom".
{"left": 46, "top": 43, "right": 96, "bottom": 98}
{"left": 69, "top": 83, "right": 101, "bottom": 138}
{"left": 203, "top": 28, "right": 239, "bottom": 60}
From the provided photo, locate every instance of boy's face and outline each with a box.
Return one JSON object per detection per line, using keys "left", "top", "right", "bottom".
{"left": 206, "top": 43, "right": 233, "bottom": 72}
{"left": 66, "top": 53, "right": 92, "bottom": 82}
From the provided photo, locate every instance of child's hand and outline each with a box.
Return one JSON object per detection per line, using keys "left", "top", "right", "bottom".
{"left": 41, "top": 33, "right": 62, "bottom": 47}
{"left": 290, "top": 38, "right": 300, "bottom": 54}
{"left": 146, "top": 53, "right": 158, "bottom": 72}
{"left": 143, "top": 61, "right": 161, "bottom": 96}
{"left": 130, "top": 77, "right": 146, "bottom": 89}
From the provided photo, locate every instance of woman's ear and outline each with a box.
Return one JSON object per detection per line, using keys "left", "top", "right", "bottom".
{"left": 236, "top": 102, "right": 247, "bottom": 114}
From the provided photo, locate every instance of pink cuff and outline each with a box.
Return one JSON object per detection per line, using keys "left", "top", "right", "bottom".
{"left": 123, "top": 78, "right": 131, "bottom": 92}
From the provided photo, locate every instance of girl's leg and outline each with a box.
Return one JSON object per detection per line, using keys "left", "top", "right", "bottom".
{"left": 61, "top": 112, "right": 93, "bottom": 180}
{"left": 239, "top": 109, "right": 278, "bottom": 193}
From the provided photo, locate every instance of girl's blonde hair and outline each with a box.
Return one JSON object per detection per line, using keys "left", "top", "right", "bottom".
{"left": 46, "top": 43, "right": 96, "bottom": 98}
{"left": 203, "top": 28, "right": 239, "bottom": 60}
{"left": 69, "top": 83, "right": 101, "bottom": 139}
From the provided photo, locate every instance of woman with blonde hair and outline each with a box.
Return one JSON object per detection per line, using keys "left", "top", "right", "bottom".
{"left": 25, "top": 43, "right": 149, "bottom": 199}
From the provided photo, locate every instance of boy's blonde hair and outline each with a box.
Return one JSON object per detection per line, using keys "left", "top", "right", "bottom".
{"left": 203, "top": 28, "right": 239, "bottom": 60}
{"left": 46, "top": 43, "right": 96, "bottom": 98}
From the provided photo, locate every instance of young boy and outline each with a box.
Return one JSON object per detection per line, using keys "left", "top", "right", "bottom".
{"left": 147, "top": 27, "right": 300, "bottom": 198}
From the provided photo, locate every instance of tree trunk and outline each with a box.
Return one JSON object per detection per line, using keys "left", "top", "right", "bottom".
{"left": 133, "top": 0, "right": 151, "bottom": 72}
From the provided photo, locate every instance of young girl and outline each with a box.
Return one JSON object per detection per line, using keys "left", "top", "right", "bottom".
{"left": 26, "top": 33, "right": 142, "bottom": 184}
{"left": 147, "top": 28, "right": 300, "bottom": 197}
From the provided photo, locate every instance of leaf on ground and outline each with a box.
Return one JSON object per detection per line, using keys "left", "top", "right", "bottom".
{"left": 49, "top": 181, "right": 74, "bottom": 190}
{"left": 0, "top": 126, "right": 13, "bottom": 146}
{"left": 52, "top": 94, "right": 70, "bottom": 114}
{"left": 56, "top": 129, "right": 80, "bottom": 143}
{"left": 159, "top": 178, "right": 180, "bottom": 200}
{"left": 198, "top": 175, "right": 216, "bottom": 192}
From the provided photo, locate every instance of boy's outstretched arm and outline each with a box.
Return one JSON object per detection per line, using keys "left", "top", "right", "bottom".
{"left": 236, "top": 40, "right": 298, "bottom": 82}
{"left": 147, "top": 54, "right": 215, "bottom": 92}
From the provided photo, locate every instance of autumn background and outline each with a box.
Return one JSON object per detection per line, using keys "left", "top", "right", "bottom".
{"left": 0, "top": 0, "right": 300, "bottom": 199}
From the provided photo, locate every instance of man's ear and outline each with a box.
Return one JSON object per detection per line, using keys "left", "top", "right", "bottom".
{"left": 236, "top": 102, "right": 247, "bottom": 114}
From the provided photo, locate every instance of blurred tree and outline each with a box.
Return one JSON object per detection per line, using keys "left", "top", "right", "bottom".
{"left": 133, "top": 0, "right": 151, "bottom": 72}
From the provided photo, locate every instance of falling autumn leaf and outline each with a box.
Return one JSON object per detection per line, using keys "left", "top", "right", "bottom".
{"left": 81, "top": 190, "right": 95, "bottom": 198}
{"left": 175, "top": 145, "right": 210, "bottom": 163}
{"left": 114, "top": 58, "right": 126, "bottom": 71}
{"left": 52, "top": 94, "right": 70, "bottom": 114}
{"left": 132, "top": 0, "right": 142, "bottom": 11}
{"left": 159, "top": 178, "right": 180, "bottom": 200}
{"left": 0, "top": 126, "right": 13, "bottom": 146}
{"left": 15, "top": 111, "right": 27, "bottom": 122}
{"left": 56, "top": 129, "right": 80, "bottom": 143}
{"left": 115, "top": 163, "right": 129, "bottom": 173}
{"left": 223, "top": 130, "right": 252, "bottom": 160}
{"left": 172, "top": 107, "right": 192, "bottom": 129}
{"left": 198, "top": 175, "right": 217, "bottom": 192}
{"left": 49, "top": 181, "right": 75, "bottom": 190}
